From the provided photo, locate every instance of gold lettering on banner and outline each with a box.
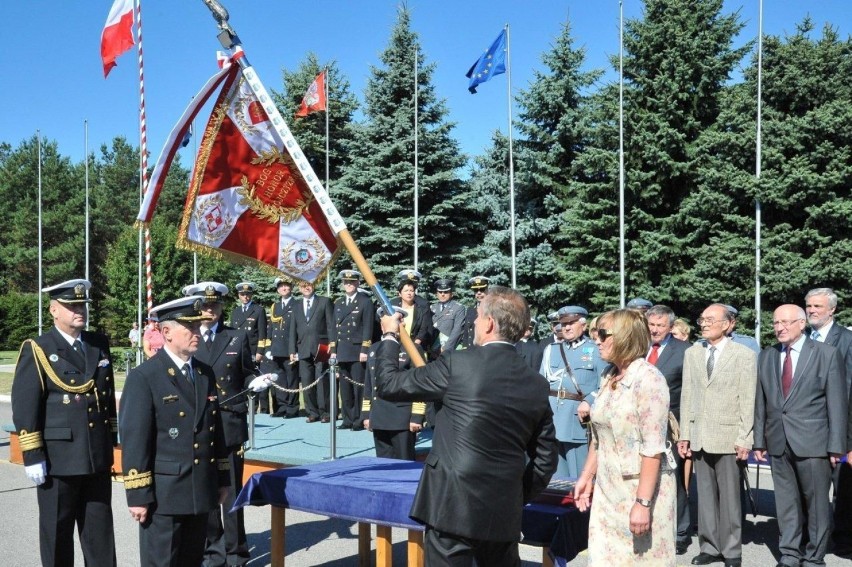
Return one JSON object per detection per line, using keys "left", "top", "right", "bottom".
{"left": 237, "top": 147, "right": 313, "bottom": 224}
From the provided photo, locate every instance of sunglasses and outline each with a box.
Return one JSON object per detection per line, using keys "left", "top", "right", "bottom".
{"left": 597, "top": 329, "right": 616, "bottom": 341}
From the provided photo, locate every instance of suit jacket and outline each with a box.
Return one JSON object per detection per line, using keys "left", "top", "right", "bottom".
{"left": 193, "top": 322, "right": 255, "bottom": 448}
{"left": 288, "top": 295, "right": 334, "bottom": 359}
{"left": 119, "top": 350, "right": 229, "bottom": 515}
{"left": 229, "top": 302, "right": 267, "bottom": 356}
{"left": 330, "top": 293, "right": 374, "bottom": 361}
{"left": 265, "top": 298, "right": 296, "bottom": 358}
{"left": 818, "top": 323, "right": 852, "bottom": 391}
{"left": 516, "top": 338, "right": 543, "bottom": 373}
{"left": 680, "top": 340, "right": 757, "bottom": 453}
{"left": 754, "top": 338, "right": 847, "bottom": 457}
{"left": 430, "top": 299, "right": 466, "bottom": 354}
{"left": 12, "top": 327, "right": 118, "bottom": 475}
{"left": 376, "top": 340, "right": 558, "bottom": 542}
{"left": 391, "top": 296, "right": 434, "bottom": 347}
{"left": 652, "top": 336, "right": 690, "bottom": 420}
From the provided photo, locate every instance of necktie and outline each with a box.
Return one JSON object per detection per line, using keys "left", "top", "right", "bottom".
{"left": 243, "top": 304, "right": 247, "bottom": 313}
{"left": 811, "top": 330, "right": 821, "bottom": 341}
{"left": 204, "top": 330, "right": 212, "bottom": 344}
{"left": 72, "top": 339, "right": 83, "bottom": 354}
{"left": 182, "top": 363, "right": 194, "bottom": 384}
{"left": 305, "top": 298, "right": 312, "bottom": 318}
{"left": 648, "top": 343, "right": 660, "bottom": 366}
{"left": 781, "top": 346, "right": 793, "bottom": 397}
{"left": 706, "top": 346, "right": 716, "bottom": 380}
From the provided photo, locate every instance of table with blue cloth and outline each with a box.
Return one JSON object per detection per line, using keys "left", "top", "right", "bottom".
{"left": 233, "top": 456, "right": 588, "bottom": 567}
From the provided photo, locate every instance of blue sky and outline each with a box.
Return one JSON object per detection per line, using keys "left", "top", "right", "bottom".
{"left": 1, "top": 1, "right": 848, "bottom": 169}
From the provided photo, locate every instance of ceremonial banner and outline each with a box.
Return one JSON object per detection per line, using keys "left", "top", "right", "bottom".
{"left": 466, "top": 28, "right": 507, "bottom": 94}
{"left": 295, "top": 70, "right": 327, "bottom": 117}
{"left": 101, "top": 0, "right": 135, "bottom": 77}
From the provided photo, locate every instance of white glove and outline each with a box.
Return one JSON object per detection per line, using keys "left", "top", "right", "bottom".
{"left": 265, "top": 351, "right": 273, "bottom": 360}
{"left": 25, "top": 461, "right": 47, "bottom": 486}
{"left": 248, "top": 373, "right": 278, "bottom": 392}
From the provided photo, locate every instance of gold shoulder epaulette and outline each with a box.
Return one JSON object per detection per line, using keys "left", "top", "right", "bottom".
{"left": 18, "top": 429, "right": 44, "bottom": 452}
{"left": 412, "top": 401, "right": 427, "bottom": 416}
{"left": 123, "top": 469, "right": 153, "bottom": 489}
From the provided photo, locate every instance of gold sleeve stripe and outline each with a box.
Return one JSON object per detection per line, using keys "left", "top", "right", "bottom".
{"left": 361, "top": 399, "right": 371, "bottom": 413}
{"left": 217, "top": 458, "right": 231, "bottom": 471}
{"left": 19, "top": 430, "right": 44, "bottom": 452}
{"left": 123, "top": 469, "right": 153, "bottom": 489}
{"left": 361, "top": 340, "right": 372, "bottom": 347}
{"left": 328, "top": 342, "right": 336, "bottom": 347}
{"left": 411, "top": 401, "right": 427, "bottom": 416}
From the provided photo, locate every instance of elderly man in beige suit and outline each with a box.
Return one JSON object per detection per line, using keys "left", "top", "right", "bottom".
{"left": 678, "top": 303, "right": 757, "bottom": 567}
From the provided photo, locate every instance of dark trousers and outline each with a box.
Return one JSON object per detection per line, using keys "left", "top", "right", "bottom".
{"left": 338, "top": 360, "right": 365, "bottom": 427}
{"left": 299, "top": 357, "right": 328, "bottom": 419}
{"left": 374, "top": 429, "right": 416, "bottom": 461}
{"left": 832, "top": 462, "right": 852, "bottom": 546}
{"left": 674, "top": 449, "right": 691, "bottom": 544}
{"left": 139, "top": 511, "right": 208, "bottom": 567}
{"left": 424, "top": 527, "right": 520, "bottom": 567}
{"left": 270, "top": 356, "right": 299, "bottom": 417}
{"left": 204, "top": 450, "right": 249, "bottom": 567}
{"left": 37, "top": 472, "right": 116, "bottom": 567}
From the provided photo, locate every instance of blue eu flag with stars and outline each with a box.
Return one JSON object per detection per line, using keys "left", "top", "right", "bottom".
{"left": 466, "top": 28, "right": 507, "bottom": 94}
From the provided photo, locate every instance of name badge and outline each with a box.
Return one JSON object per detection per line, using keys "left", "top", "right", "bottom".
{"left": 162, "top": 395, "right": 179, "bottom": 404}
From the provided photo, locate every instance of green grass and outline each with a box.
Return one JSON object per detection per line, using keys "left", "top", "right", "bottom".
{"left": 0, "top": 350, "right": 129, "bottom": 395}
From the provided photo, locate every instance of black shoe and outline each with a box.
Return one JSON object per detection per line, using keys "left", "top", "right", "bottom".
{"left": 337, "top": 424, "right": 352, "bottom": 430}
{"left": 723, "top": 559, "right": 741, "bottom": 567}
{"left": 691, "top": 553, "right": 724, "bottom": 565}
{"left": 320, "top": 415, "right": 330, "bottom": 423}
{"left": 676, "top": 541, "right": 689, "bottom": 555}
{"left": 834, "top": 542, "right": 852, "bottom": 556}
{"left": 283, "top": 413, "right": 299, "bottom": 419}
{"left": 305, "top": 416, "right": 319, "bottom": 423}
{"left": 270, "top": 410, "right": 288, "bottom": 418}
{"left": 352, "top": 424, "right": 365, "bottom": 431}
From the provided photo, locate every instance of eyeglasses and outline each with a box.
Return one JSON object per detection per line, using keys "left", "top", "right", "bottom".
{"left": 597, "top": 329, "right": 616, "bottom": 341}
{"left": 696, "top": 317, "right": 725, "bottom": 326}
{"left": 772, "top": 318, "right": 803, "bottom": 328}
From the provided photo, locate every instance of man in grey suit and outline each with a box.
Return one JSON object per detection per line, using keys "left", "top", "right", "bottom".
{"left": 645, "top": 304, "right": 693, "bottom": 555}
{"left": 804, "top": 287, "right": 852, "bottom": 554}
{"left": 754, "top": 304, "right": 848, "bottom": 567}
{"left": 678, "top": 304, "right": 757, "bottom": 567}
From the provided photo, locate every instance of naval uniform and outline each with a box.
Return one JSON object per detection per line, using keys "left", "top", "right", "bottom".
{"left": 12, "top": 327, "right": 118, "bottom": 567}
{"left": 194, "top": 322, "right": 255, "bottom": 567}
{"left": 120, "top": 349, "right": 230, "bottom": 567}
{"left": 540, "top": 337, "right": 606, "bottom": 477}
{"left": 229, "top": 301, "right": 266, "bottom": 362}
{"left": 430, "top": 299, "right": 466, "bottom": 357}
{"left": 262, "top": 297, "right": 298, "bottom": 417}
{"left": 330, "top": 292, "right": 374, "bottom": 428}
{"left": 460, "top": 302, "right": 479, "bottom": 348}
{"left": 361, "top": 342, "right": 426, "bottom": 460}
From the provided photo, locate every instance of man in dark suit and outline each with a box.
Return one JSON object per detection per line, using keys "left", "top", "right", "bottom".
{"left": 289, "top": 281, "right": 334, "bottom": 422}
{"left": 753, "top": 304, "right": 848, "bottom": 567}
{"left": 804, "top": 287, "right": 852, "bottom": 554}
{"left": 330, "top": 270, "right": 374, "bottom": 430}
{"left": 263, "top": 277, "right": 299, "bottom": 418}
{"left": 516, "top": 318, "right": 543, "bottom": 372}
{"left": 229, "top": 282, "right": 266, "bottom": 367}
{"left": 645, "top": 304, "right": 693, "bottom": 555}
{"left": 12, "top": 279, "right": 118, "bottom": 567}
{"left": 120, "top": 296, "right": 231, "bottom": 567}
{"left": 376, "top": 286, "right": 558, "bottom": 565}
{"left": 182, "top": 282, "right": 256, "bottom": 567}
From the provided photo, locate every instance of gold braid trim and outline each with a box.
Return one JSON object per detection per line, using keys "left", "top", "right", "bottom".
{"left": 217, "top": 458, "right": 231, "bottom": 471}
{"left": 25, "top": 340, "right": 95, "bottom": 394}
{"left": 123, "top": 469, "right": 153, "bottom": 489}
{"left": 19, "top": 430, "right": 44, "bottom": 452}
{"left": 411, "top": 401, "right": 427, "bottom": 416}
{"left": 269, "top": 304, "right": 283, "bottom": 324}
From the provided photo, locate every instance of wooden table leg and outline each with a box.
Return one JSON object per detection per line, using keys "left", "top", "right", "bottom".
{"left": 542, "top": 546, "right": 554, "bottom": 567}
{"left": 407, "top": 530, "right": 424, "bottom": 567}
{"left": 376, "top": 525, "right": 392, "bottom": 567}
{"left": 358, "top": 523, "right": 371, "bottom": 567}
{"left": 271, "top": 506, "right": 285, "bottom": 567}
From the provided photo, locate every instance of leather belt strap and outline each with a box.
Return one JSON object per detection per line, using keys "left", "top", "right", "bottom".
{"left": 549, "top": 389, "right": 583, "bottom": 402}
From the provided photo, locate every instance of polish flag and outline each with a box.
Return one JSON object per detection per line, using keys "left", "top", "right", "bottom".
{"left": 295, "top": 71, "right": 327, "bottom": 117}
{"left": 101, "top": 0, "right": 135, "bottom": 78}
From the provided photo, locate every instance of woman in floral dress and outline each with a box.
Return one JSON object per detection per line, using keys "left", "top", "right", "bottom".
{"left": 574, "top": 308, "right": 676, "bottom": 565}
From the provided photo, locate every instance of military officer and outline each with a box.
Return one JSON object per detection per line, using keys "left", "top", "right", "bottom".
{"left": 626, "top": 297, "right": 653, "bottom": 313}
{"left": 12, "top": 279, "right": 118, "bottom": 567}
{"left": 120, "top": 296, "right": 231, "bottom": 567}
{"left": 540, "top": 305, "right": 606, "bottom": 476}
{"left": 429, "top": 277, "right": 466, "bottom": 358}
{"left": 263, "top": 277, "right": 299, "bottom": 418}
{"left": 516, "top": 318, "right": 543, "bottom": 371}
{"left": 461, "top": 275, "right": 489, "bottom": 348}
{"left": 182, "top": 282, "right": 257, "bottom": 567}
{"left": 229, "top": 282, "right": 266, "bottom": 368}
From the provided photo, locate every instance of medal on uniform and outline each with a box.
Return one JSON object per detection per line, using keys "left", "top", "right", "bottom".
{"left": 62, "top": 394, "right": 70, "bottom": 404}
{"left": 168, "top": 368, "right": 176, "bottom": 376}
{"left": 50, "top": 354, "right": 59, "bottom": 362}
{"left": 75, "top": 394, "right": 81, "bottom": 402}
{"left": 169, "top": 428, "right": 179, "bottom": 439}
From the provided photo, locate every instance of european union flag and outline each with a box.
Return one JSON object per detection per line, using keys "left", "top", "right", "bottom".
{"left": 466, "top": 29, "right": 507, "bottom": 94}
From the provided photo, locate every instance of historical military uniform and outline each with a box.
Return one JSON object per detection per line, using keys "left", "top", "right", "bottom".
{"left": 429, "top": 278, "right": 466, "bottom": 358}
{"left": 183, "top": 283, "right": 255, "bottom": 567}
{"left": 262, "top": 277, "right": 299, "bottom": 418}
{"left": 229, "top": 282, "right": 266, "bottom": 365}
{"left": 330, "top": 270, "right": 374, "bottom": 430}
{"left": 120, "top": 297, "right": 230, "bottom": 567}
{"left": 12, "top": 279, "right": 118, "bottom": 567}
{"left": 361, "top": 341, "right": 426, "bottom": 460}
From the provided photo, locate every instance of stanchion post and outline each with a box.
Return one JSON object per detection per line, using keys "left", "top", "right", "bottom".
{"left": 247, "top": 392, "right": 256, "bottom": 450}
{"left": 327, "top": 360, "right": 338, "bottom": 460}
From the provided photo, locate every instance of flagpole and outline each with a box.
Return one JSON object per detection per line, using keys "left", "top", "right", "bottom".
{"left": 135, "top": 0, "right": 154, "bottom": 317}
{"left": 37, "top": 130, "right": 43, "bottom": 336}
{"left": 754, "top": 0, "right": 763, "bottom": 344}
{"left": 505, "top": 24, "right": 516, "bottom": 289}
{"left": 201, "top": 0, "right": 426, "bottom": 367}
{"left": 618, "top": 0, "right": 626, "bottom": 308}
{"left": 413, "top": 44, "right": 419, "bottom": 272}
{"left": 325, "top": 68, "right": 332, "bottom": 298}
{"left": 85, "top": 120, "right": 91, "bottom": 330}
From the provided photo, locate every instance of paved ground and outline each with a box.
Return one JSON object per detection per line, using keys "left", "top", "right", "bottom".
{"left": 2, "top": 399, "right": 851, "bottom": 565}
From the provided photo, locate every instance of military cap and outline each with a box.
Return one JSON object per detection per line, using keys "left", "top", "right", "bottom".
{"left": 547, "top": 311, "right": 560, "bottom": 324}
{"left": 723, "top": 304, "right": 739, "bottom": 317}
{"left": 626, "top": 297, "right": 653, "bottom": 310}
{"left": 558, "top": 305, "right": 588, "bottom": 322}
{"left": 182, "top": 281, "right": 228, "bottom": 303}
{"left": 273, "top": 277, "right": 292, "bottom": 288}
{"left": 468, "top": 276, "right": 490, "bottom": 291}
{"left": 235, "top": 282, "right": 255, "bottom": 294}
{"left": 433, "top": 278, "right": 454, "bottom": 292}
{"left": 398, "top": 269, "right": 422, "bottom": 283}
{"left": 339, "top": 269, "right": 362, "bottom": 282}
{"left": 150, "top": 296, "right": 212, "bottom": 323}
{"left": 43, "top": 279, "right": 92, "bottom": 304}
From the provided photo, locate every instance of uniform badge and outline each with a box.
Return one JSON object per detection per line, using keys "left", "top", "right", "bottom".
{"left": 168, "top": 428, "right": 179, "bottom": 439}
{"left": 98, "top": 359, "right": 110, "bottom": 368}
{"left": 162, "top": 395, "right": 178, "bottom": 404}
{"left": 168, "top": 368, "right": 176, "bottom": 376}
{"left": 208, "top": 395, "right": 217, "bottom": 402}
{"left": 62, "top": 394, "right": 70, "bottom": 404}
{"left": 50, "top": 354, "right": 59, "bottom": 362}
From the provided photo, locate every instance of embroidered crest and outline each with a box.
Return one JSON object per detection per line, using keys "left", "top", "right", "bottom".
{"left": 281, "top": 237, "right": 328, "bottom": 277}
{"left": 194, "top": 194, "right": 235, "bottom": 244}
{"left": 168, "top": 428, "right": 179, "bottom": 439}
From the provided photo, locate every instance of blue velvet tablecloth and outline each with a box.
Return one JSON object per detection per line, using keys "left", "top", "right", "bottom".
{"left": 233, "top": 456, "right": 588, "bottom": 562}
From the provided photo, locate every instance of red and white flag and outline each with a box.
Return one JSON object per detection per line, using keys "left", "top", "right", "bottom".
{"left": 138, "top": 56, "right": 340, "bottom": 285}
{"left": 295, "top": 71, "right": 327, "bottom": 117}
{"left": 100, "top": 0, "right": 135, "bottom": 78}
